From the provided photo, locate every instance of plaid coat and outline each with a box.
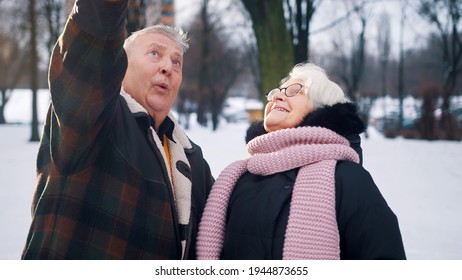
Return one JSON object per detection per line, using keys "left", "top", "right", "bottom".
{"left": 22, "top": 1, "right": 213, "bottom": 259}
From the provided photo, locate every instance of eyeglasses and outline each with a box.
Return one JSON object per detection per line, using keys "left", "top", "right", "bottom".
{"left": 265, "top": 83, "right": 305, "bottom": 101}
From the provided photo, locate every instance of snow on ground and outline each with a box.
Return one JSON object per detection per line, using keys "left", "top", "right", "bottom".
{"left": 1, "top": 90, "right": 461, "bottom": 260}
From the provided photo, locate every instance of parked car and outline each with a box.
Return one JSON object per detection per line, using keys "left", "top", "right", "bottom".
{"left": 452, "top": 107, "right": 462, "bottom": 128}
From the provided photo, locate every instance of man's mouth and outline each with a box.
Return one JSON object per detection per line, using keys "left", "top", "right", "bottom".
{"left": 153, "top": 82, "right": 169, "bottom": 92}
{"left": 156, "top": 83, "right": 168, "bottom": 89}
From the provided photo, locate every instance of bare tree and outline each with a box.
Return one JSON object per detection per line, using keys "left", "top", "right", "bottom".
{"left": 285, "top": 0, "right": 324, "bottom": 63}
{"left": 207, "top": 40, "right": 245, "bottom": 130}
{"left": 0, "top": 1, "right": 30, "bottom": 124}
{"left": 377, "top": 11, "right": 391, "bottom": 127}
{"left": 180, "top": 0, "right": 248, "bottom": 130}
{"left": 242, "top": 0, "right": 389, "bottom": 105}
{"left": 331, "top": 0, "right": 369, "bottom": 103}
{"left": 40, "top": 0, "right": 65, "bottom": 57}
{"left": 183, "top": 0, "right": 207, "bottom": 126}
{"left": 418, "top": 0, "right": 462, "bottom": 140}
{"left": 242, "top": 0, "right": 294, "bottom": 102}
{"left": 321, "top": 0, "right": 382, "bottom": 138}
{"left": 29, "top": 0, "right": 40, "bottom": 141}
{"left": 397, "top": 0, "right": 408, "bottom": 131}
{"left": 0, "top": 36, "right": 30, "bottom": 124}
{"left": 224, "top": 2, "right": 261, "bottom": 102}
{"left": 416, "top": 84, "right": 440, "bottom": 140}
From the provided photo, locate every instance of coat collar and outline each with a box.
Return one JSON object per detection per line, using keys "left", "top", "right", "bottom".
{"left": 245, "top": 102, "right": 366, "bottom": 164}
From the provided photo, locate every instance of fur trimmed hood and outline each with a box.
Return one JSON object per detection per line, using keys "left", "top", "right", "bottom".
{"left": 245, "top": 102, "right": 366, "bottom": 164}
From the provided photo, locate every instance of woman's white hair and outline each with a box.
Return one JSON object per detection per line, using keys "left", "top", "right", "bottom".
{"left": 281, "top": 62, "right": 349, "bottom": 109}
{"left": 123, "top": 25, "right": 189, "bottom": 54}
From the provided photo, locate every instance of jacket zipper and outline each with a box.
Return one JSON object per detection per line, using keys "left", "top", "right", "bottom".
{"left": 145, "top": 128, "right": 183, "bottom": 259}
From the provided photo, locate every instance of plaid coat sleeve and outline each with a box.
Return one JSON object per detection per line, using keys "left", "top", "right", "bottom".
{"left": 47, "top": 0, "right": 128, "bottom": 173}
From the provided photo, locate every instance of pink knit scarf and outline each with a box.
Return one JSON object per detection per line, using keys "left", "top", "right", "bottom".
{"left": 197, "top": 126, "right": 360, "bottom": 259}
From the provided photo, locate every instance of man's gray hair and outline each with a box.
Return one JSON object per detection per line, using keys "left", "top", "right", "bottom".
{"left": 281, "top": 62, "right": 349, "bottom": 109}
{"left": 124, "top": 24, "right": 189, "bottom": 54}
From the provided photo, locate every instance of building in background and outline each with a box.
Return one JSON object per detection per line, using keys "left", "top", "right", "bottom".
{"left": 159, "top": 0, "right": 175, "bottom": 26}
{"left": 145, "top": 0, "right": 176, "bottom": 27}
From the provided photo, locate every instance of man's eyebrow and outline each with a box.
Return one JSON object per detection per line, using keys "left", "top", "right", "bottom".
{"left": 146, "top": 42, "right": 182, "bottom": 57}
{"left": 146, "top": 42, "right": 165, "bottom": 52}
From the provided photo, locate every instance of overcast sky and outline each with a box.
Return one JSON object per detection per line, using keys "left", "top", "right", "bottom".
{"left": 174, "top": 0, "right": 433, "bottom": 59}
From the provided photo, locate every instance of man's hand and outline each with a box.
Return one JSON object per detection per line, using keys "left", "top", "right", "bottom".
{"left": 72, "top": 0, "right": 128, "bottom": 39}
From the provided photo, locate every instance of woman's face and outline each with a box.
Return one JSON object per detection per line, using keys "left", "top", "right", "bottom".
{"left": 264, "top": 78, "right": 314, "bottom": 132}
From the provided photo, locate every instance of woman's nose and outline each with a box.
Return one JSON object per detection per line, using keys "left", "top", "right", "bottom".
{"left": 272, "top": 90, "right": 286, "bottom": 101}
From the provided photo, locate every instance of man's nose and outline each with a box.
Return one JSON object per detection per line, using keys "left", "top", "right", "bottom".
{"left": 160, "top": 59, "right": 173, "bottom": 75}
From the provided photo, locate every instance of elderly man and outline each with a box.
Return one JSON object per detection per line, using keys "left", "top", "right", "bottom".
{"left": 22, "top": 0, "right": 213, "bottom": 259}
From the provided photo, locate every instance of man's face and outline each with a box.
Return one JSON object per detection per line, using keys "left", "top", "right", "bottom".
{"left": 123, "top": 32, "right": 183, "bottom": 122}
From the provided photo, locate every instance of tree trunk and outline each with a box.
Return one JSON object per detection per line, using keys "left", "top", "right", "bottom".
{"left": 242, "top": 0, "right": 294, "bottom": 103}
{"left": 196, "top": 0, "right": 210, "bottom": 127}
{"left": 418, "top": 0, "right": 462, "bottom": 140}
{"left": 0, "top": 103, "right": 5, "bottom": 125}
{"left": 211, "top": 95, "right": 219, "bottom": 131}
{"left": 397, "top": 1, "right": 407, "bottom": 131}
{"left": 29, "top": 0, "right": 40, "bottom": 142}
{"left": 0, "top": 89, "right": 7, "bottom": 124}
{"left": 292, "top": 0, "right": 313, "bottom": 63}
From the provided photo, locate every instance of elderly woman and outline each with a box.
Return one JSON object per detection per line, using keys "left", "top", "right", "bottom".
{"left": 197, "top": 63, "right": 406, "bottom": 260}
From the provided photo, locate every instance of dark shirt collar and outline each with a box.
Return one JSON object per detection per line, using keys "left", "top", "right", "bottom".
{"left": 134, "top": 112, "right": 176, "bottom": 144}
{"left": 157, "top": 115, "right": 175, "bottom": 144}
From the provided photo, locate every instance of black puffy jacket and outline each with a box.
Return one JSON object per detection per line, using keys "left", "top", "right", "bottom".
{"left": 220, "top": 103, "right": 406, "bottom": 260}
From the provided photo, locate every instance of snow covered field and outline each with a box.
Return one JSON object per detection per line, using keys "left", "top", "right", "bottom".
{"left": 1, "top": 90, "right": 461, "bottom": 260}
